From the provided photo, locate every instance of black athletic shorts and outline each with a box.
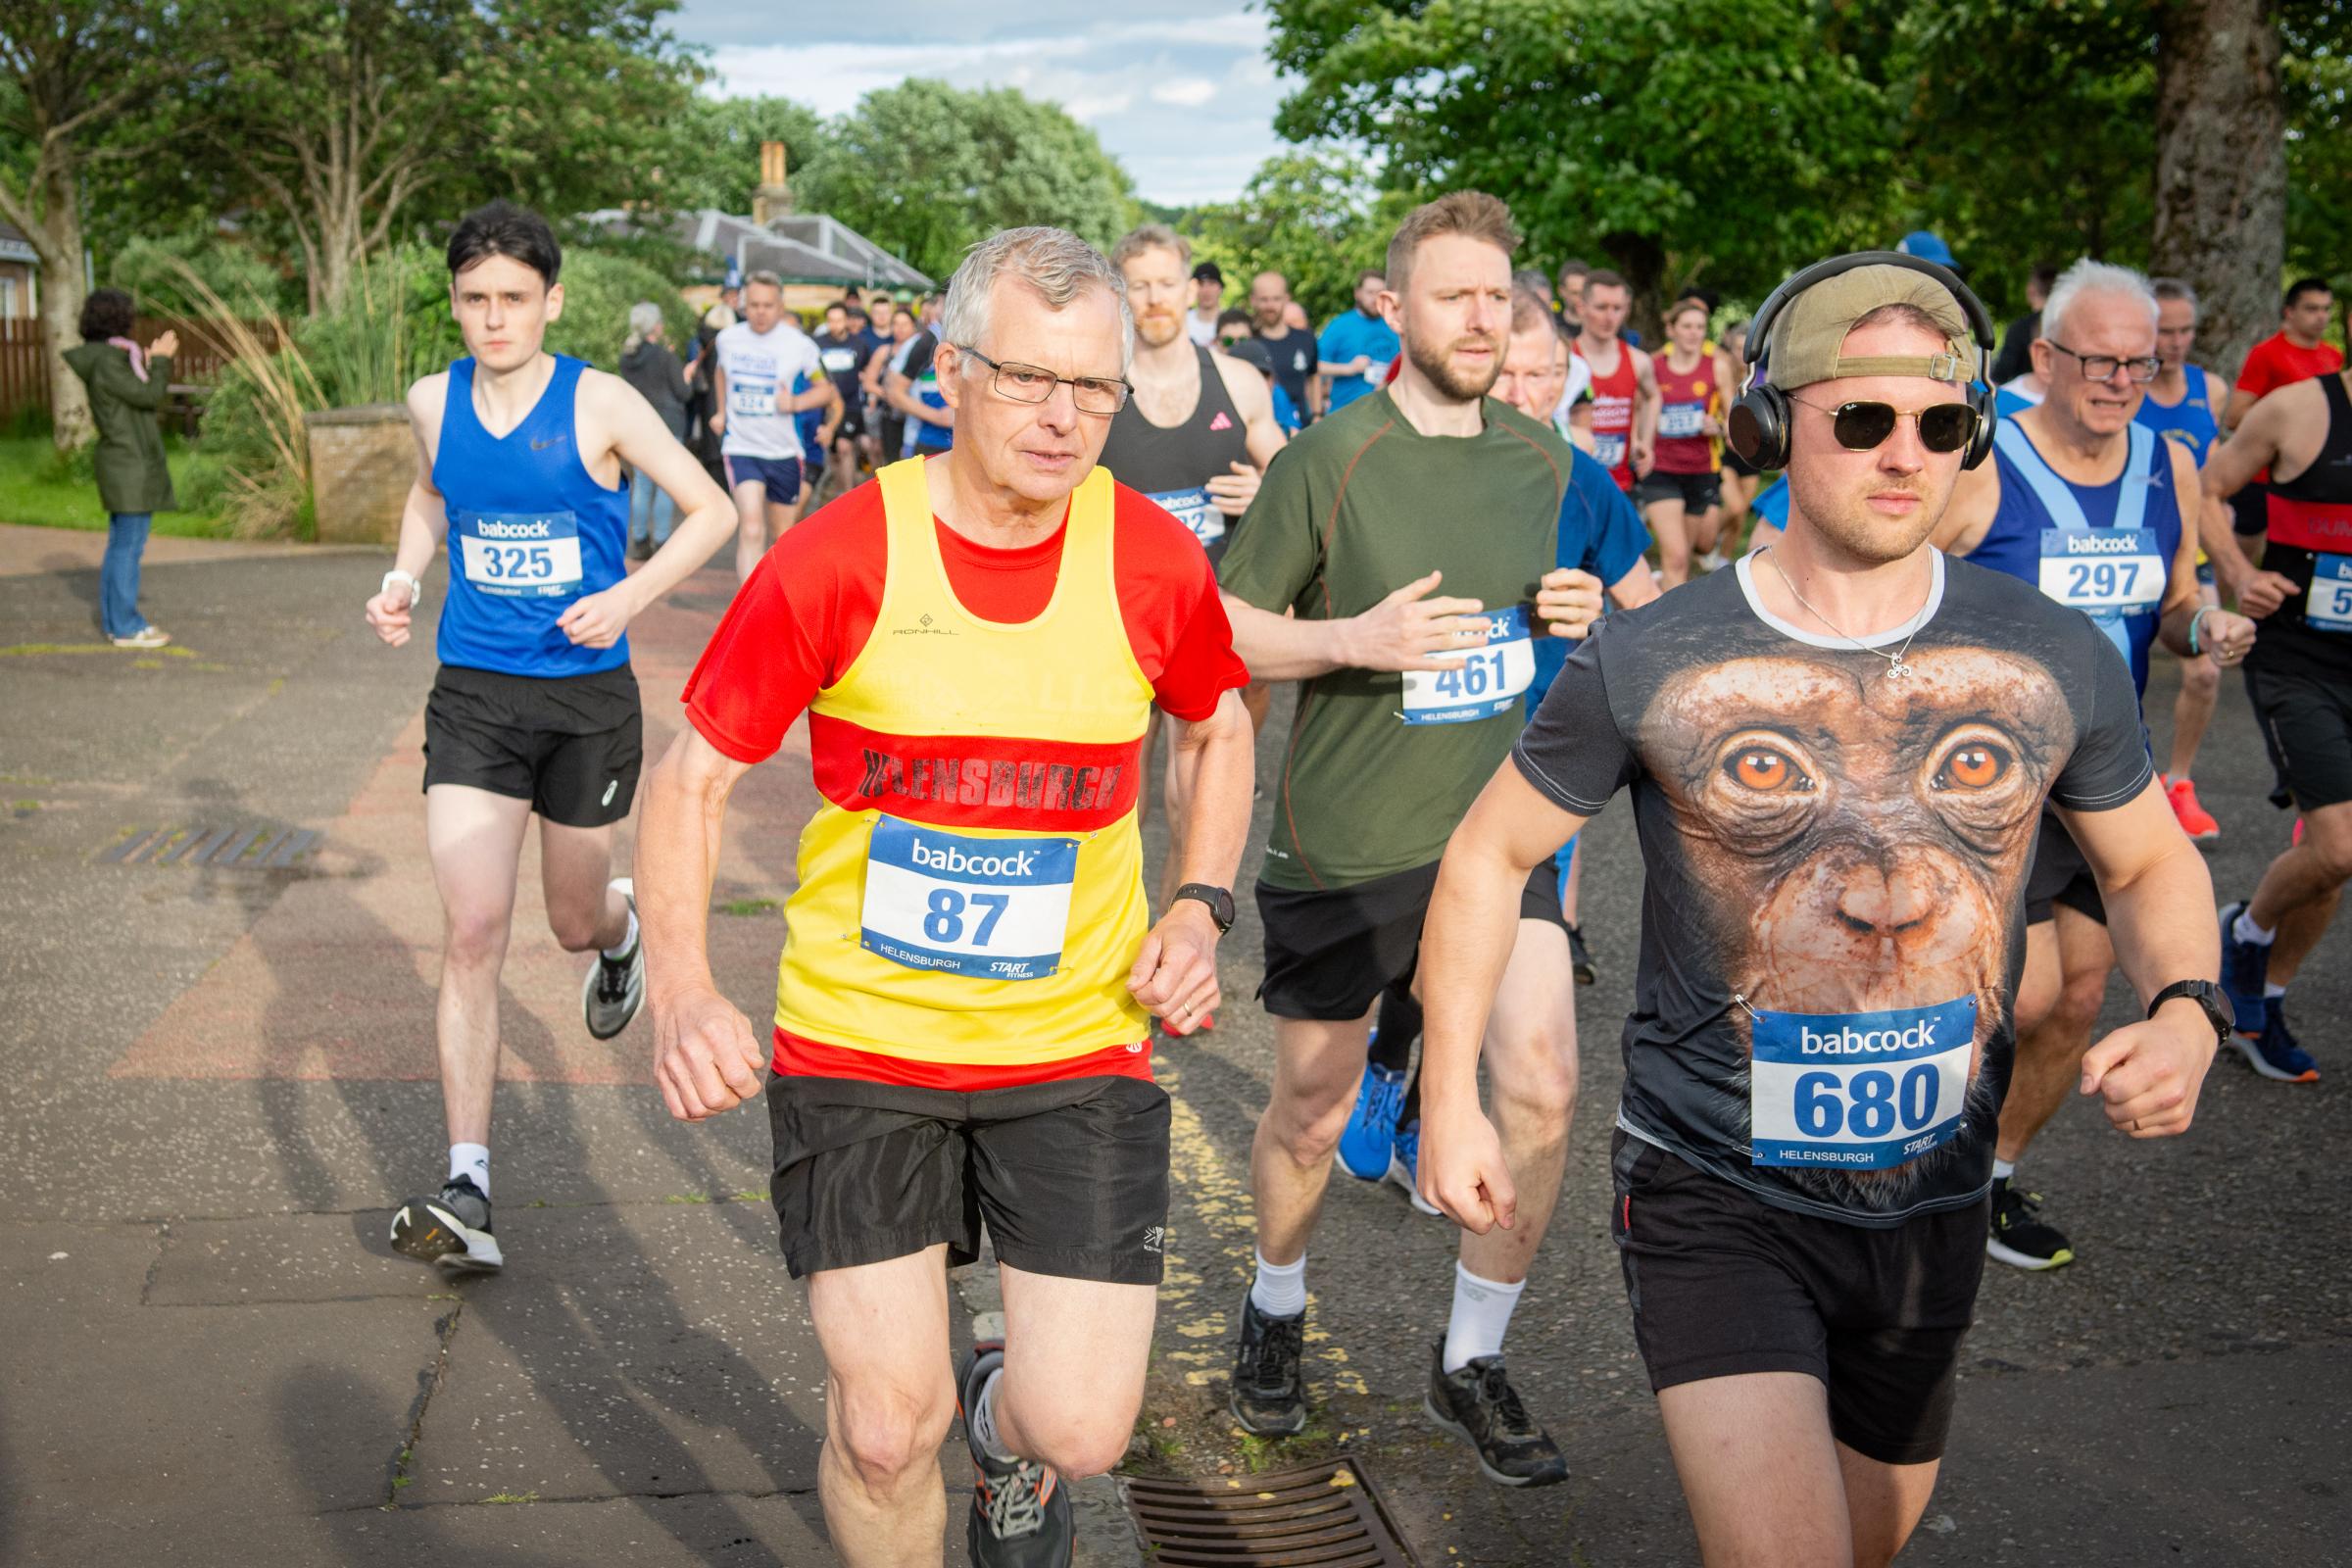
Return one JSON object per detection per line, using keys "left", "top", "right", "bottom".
{"left": 834, "top": 402, "right": 867, "bottom": 441}
{"left": 1634, "top": 468, "right": 1723, "bottom": 513}
{"left": 1609, "top": 1131, "right": 1987, "bottom": 1466}
{"left": 2023, "top": 809, "right": 2105, "bottom": 925}
{"left": 1255, "top": 857, "right": 1569, "bottom": 1020}
{"left": 765, "top": 1071, "right": 1171, "bottom": 1284}
{"left": 421, "top": 663, "right": 642, "bottom": 828}
{"left": 2245, "top": 658, "right": 2352, "bottom": 812}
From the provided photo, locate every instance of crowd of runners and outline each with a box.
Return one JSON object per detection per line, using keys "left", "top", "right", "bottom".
{"left": 352, "top": 194, "right": 2348, "bottom": 1566}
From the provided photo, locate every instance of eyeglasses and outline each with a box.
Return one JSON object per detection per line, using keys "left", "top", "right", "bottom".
{"left": 956, "top": 345, "right": 1130, "bottom": 415}
{"left": 2045, "top": 341, "right": 2161, "bottom": 383}
{"left": 1788, "top": 397, "right": 1982, "bottom": 454}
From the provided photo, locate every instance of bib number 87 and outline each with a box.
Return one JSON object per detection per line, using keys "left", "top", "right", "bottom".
{"left": 923, "top": 887, "right": 1009, "bottom": 945}
{"left": 1793, "top": 1065, "right": 1940, "bottom": 1138}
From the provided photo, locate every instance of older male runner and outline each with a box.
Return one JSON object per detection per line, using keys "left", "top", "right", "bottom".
{"left": 1936, "top": 260, "right": 2253, "bottom": 1270}
{"left": 1419, "top": 253, "right": 2225, "bottom": 1566}
{"left": 1220, "top": 192, "right": 1601, "bottom": 1489}
{"left": 710, "top": 270, "right": 833, "bottom": 581}
{"left": 639, "top": 227, "right": 1253, "bottom": 1568}
{"left": 367, "top": 201, "right": 735, "bottom": 1272}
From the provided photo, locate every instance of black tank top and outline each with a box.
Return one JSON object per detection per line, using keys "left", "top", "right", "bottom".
{"left": 1100, "top": 345, "right": 1250, "bottom": 562}
{"left": 2256, "top": 370, "right": 2352, "bottom": 671}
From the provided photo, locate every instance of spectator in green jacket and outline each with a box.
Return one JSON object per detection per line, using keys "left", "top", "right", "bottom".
{"left": 62, "top": 288, "right": 177, "bottom": 649}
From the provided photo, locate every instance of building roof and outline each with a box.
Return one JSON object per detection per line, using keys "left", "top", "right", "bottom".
{"left": 583, "top": 208, "right": 930, "bottom": 290}
{"left": 0, "top": 220, "right": 37, "bottom": 268}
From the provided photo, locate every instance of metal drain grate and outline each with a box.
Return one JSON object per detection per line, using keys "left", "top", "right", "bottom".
{"left": 100, "top": 824, "right": 319, "bottom": 869}
{"left": 1124, "top": 1458, "right": 1418, "bottom": 1567}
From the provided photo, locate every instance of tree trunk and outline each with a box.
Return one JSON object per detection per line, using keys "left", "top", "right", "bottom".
{"left": 35, "top": 159, "right": 91, "bottom": 453}
{"left": 2152, "top": 0, "right": 2285, "bottom": 378}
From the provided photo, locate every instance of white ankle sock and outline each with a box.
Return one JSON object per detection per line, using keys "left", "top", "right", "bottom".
{"left": 1992, "top": 1157, "right": 2016, "bottom": 1183}
{"left": 969, "top": 1366, "right": 1016, "bottom": 1462}
{"left": 2234, "top": 908, "right": 2277, "bottom": 947}
{"left": 604, "top": 906, "right": 639, "bottom": 960}
{"left": 1250, "top": 1250, "right": 1306, "bottom": 1318}
{"left": 2265, "top": 982, "right": 2287, "bottom": 1000}
{"left": 1442, "top": 1262, "right": 1527, "bottom": 1373}
{"left": 449, "top": 1143, "right": 490, "bottom": 1199}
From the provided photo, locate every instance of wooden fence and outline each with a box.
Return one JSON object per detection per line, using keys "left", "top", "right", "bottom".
{"left": 0, "top": 315, "right": 282, "bottom": 425}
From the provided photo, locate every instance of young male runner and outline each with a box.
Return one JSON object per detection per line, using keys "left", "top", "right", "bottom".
{"left": 637, "top": 226, "right": 1253, "bottom": 1568}
{"left": 366, "top": 201, "right": 734, "bottom": 1272}
{"left": 1220, "top": 192, "right": 1602, "bottom": 1488}
{"left": 2136, "top": 278, "right": 2232, "bottom": 841}
{"left": 1576, "top": 270, "right": 1660, "bottom": 493}
{"left": 1418, "top": 255, "right": 2226, "bottom": 1565}
{"left": 1188, "top": 260, "right": 1226, "bottom": 346}
{"left": 1636, "top": 297, "right": 1736, "bottom": 586}
{"left": 710, "top": 270, "right": 831, "bottom": 581}
{"left": 2203, "top": 352, "right": 2352, "bottom": 1083}
{"left": 1935, "top": 260, "right": 2254, "bottom": 1269}
{"left": 813, "top": 299, "right": 872, "bottom": 486}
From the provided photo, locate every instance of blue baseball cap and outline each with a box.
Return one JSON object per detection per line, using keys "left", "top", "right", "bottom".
{"left": 1895, "top": 230, "right": 1956, "bottom": 268}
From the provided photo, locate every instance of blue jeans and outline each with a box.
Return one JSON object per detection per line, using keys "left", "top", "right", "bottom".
{"left": 101, "top": 513, "right": 153, "bottom": 637}
{"left": 629, "top": 467, "right": 675, "bottom": 548}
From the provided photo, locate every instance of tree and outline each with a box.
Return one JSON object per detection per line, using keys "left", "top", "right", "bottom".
{"left": 796, "top": 81, "right": 1134, "bottom": 284}
{"left": 2151, "top": 0, "right": 2286, "bottom": 373}
{"left": 659, "top": 95, "right": 838, "bottom": 217}
{"left": 1187, "top": 148, "right": 1418, "bottom": 322}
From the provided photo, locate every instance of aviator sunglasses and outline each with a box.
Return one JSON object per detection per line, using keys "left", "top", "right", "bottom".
{"left": 1787, "top": 396, "right": 1982, "bottom": 455}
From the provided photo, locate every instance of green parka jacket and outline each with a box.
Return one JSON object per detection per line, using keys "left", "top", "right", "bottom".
{"left": 61, "top": 342, "right": 177, "bottom": 515}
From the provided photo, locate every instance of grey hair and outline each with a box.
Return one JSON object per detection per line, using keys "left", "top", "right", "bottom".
{"left": 2041, "top": 259, "right": 2158, "bottom": 344}
{"left": 623, "top": 300, "right": 662, "bottom": 354}
{"left": 744, "top": 270, "right": 783, "bottom": 294}
{"left": 2151, "top": 276, "right": 2199, "bottom": 317}
{"left": 940, "top": 225, "right": 1134, "bottom": 374}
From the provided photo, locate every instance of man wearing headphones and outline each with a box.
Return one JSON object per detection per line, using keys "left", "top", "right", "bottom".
{"left": 1934, "top": 260, "right": 2254, "bottom": 1271}
{"left": 1414, "top": 254, "right": 2225, "bottom": 1566}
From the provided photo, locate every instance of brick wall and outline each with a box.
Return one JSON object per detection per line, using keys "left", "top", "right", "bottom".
{"left": 305, "top": 404, "right": 413, "bottom": 544}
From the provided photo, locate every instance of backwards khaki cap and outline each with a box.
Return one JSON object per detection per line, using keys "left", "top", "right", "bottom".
{"left": 1764, "top": 264, "right": 1980, "bottom": 390}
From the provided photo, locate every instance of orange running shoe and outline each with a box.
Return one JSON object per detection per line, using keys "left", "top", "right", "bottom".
{"left": 2167, "top": 775, "right": 2220, "bottom": 843}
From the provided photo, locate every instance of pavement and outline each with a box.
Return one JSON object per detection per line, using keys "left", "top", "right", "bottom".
{"left": 1, "top": 518, "right": 2346, "bottom": 1567}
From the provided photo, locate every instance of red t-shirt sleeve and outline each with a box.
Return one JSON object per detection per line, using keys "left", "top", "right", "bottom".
{"left": 2236, "top": 337, "right": 2285, "bottom": 398}
{"left": 682, "top": 489, "right": 886, "bottom": 762}
{"left": 1113, "top": 485, "right": 1250, "bottom": 721}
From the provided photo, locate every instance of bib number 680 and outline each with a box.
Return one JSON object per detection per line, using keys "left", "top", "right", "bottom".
{"left": 1792, "top": 1065, "right": 1941, "bottom": 1139}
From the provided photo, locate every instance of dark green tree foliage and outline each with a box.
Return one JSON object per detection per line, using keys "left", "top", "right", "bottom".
{"left": 658, "top": 95, "right": 838, "bottom": 218}
{"left": 1185, "top": 148, "right": 1423, "bottom": 321}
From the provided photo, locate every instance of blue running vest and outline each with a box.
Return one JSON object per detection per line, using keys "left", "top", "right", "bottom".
{"left": 432, "top": 355, "right": 632, "bottom": 678}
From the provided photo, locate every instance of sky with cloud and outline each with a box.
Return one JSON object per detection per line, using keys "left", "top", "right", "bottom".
{"left": 671, "top": 3, "right": 1294, "bottom": 206}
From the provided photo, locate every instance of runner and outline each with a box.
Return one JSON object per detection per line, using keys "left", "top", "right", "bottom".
{"left": 812, "top": 299, "right": 871, "bottom": 490}
{"left": 1220, "top": 191, "right": 1598, "bottom": 1488}
{"left": 1934, "top": 260, "right": 2254, "bottom": 1270}
{"left": 2137, "top": 278, "right": 2232, "bottom": 841}
{"left": 710, "top": 270, "right": 831, "bottom": 581}
{"left": 1318, "top": 269, "right": 1400, "bottom": 412}
{"left": 1103, "top": 223, "right": 1287, "bottom": 914}
{"left": 366, "top": 201, "right": 736, "bottom": 1274}
{"left": 1576, "top": 269, "right": 1660, "bottom": 494}
{"left": 1636, "top": 296, "right": 1735, "bottom": 586}
{"left": 2202, "top": 348, "right": 2352, "bottom": 1084}
{"left": 1556, "top": 258, "right": 1591, "bottom": 337}
{"left": 1250, "top": 270, "right": 1320, "bottom": 427}
{"left": 1717, "top": 318, "right": 1763, "bottom": 544}
{"left": 1188, "top": 260, "right": 1226, "bottom": 346}
{"left": 887, "top": 303, "right": 956, "bottom": 461}
{"left": 1419, "top": 251, "right": 2225, "bottom": 1564}
{"left": 870, "top": 304, "right": 916, "bottom": 468}
{"left": 1214, "top": 307, "right": 1254, "bottom": 351}
{"left": 2222, "top": 278, "right": 2343, "bottom": 556}
{"left": 638, "top": 225, "right": 1253, "bottom": 1567}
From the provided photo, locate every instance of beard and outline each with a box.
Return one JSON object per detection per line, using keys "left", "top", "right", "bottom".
{"left": 1134, "top": 311, "right": 1185, "bottom": 350}
{"left": 1404, "top": 331, "right": 1502, "bottom": 402}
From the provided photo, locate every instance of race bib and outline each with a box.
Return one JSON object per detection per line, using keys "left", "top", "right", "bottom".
{"left": 859, "top": 817, "right": 1078, "bottom": 982}
{"left": 2305, "top": 553, "right": 2352, "bottom": 632}
{"left": 2037, "top": 529, "right": 2164, "bottom": 613}
{"left": 1362, "top": 359, "right": 1390, "bottom": 388}
{"left": 819, "top": 346, "right": 858, "bottom": 375}
{"left": 1400, "top": 606, "right": 1535, "bottom": 725}
{"left": 1659, "top": 402, "right": 1707, "bottom": 439}
{"left": 1591, "top": 431, "right": 1628, "bottom": 468}
{"left": 1748, "top": 996, "right": 1975, "bottom": 1169}
{"left": 1149, "top": 485, "right": 1226, "bottom": 547}
{"left": 454, "top": 509, "right": 583, "bottom": 599}
{"left": 729, "top": 377, "right": 778, "bottom": 418}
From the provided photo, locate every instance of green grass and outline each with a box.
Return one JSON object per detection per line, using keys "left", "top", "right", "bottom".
{"left": 0, "top": 434, "right": 232, "bottom": 537}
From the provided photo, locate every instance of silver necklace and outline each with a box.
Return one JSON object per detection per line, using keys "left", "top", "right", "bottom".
{"left": 1762, "top": 548, "right": 1929, "bottom": 680}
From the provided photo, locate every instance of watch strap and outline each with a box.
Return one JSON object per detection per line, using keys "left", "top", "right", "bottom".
{"left": 1171, "top": 882, "right": 1235, "bottom": 933}
{"left": 2147, "top": 979, "right": 2230, "bottom": 1043}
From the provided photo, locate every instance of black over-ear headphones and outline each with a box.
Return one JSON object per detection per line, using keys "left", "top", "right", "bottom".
{"left": 1727, "top": 250, "right": 1998, "bottom": 471}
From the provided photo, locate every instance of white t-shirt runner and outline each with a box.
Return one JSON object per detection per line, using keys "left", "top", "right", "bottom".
{"left": 715, "top": 319, "right": 823, "bottom": 460}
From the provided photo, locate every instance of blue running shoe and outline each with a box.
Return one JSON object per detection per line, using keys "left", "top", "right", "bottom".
{"left": 1336, "top": 1059, "right": 1407, "bottom": 1181}
{"left": 2234, "top": 997, "right": 2320, "bottom": 1083}
{"left": 2218, "top": 902, "right": 2270, "bottom": 1035}
{"left": 1386, "top": 1120, "right": 1443, "bottom": 1216}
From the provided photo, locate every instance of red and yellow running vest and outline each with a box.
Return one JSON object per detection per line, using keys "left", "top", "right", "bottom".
{"left": 774, "top": 457, "right": 1155, "bottom": 1064}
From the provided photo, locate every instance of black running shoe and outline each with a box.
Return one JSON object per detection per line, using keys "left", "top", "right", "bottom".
{"left": 1566, "top": 922, "right": 1596, "bottom": 987}
{"left": 582, "top": 878, "right": 645, "bottom": 1041}
{"left": 956, "top": 1340, "right": 1072, "bottom": 1567}
{"left": 388, "top": 1175, "right": 503, "bottom": 1273}
{"left": 1984, "top": 1175, "right": 2073, "bottom": 1271}
{"left": 1229, "top": 1290, "right": 1307, "bottom": 1436}
{"left": 1423, "top": 1340, "right": 1567, "bottom": 1488}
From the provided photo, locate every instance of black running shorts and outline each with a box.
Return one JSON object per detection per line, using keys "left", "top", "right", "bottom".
{"left": 422, "top": 663, "right": 642, "bottom": 828}
{"left": 1254, "top": 858, "right": 1568, "bottom": 1021}
{"left": 765, "top": 1072, "right": 1171, "bottom": 1284}
{"left": 1609, "top": 1131, "right": 1987, "bottom": 1466}
{"left": 1633, "top": 468, "right": 1723, "bottom": 514}
{"left": 2023, "top": 809, "right": 2106, "bottom": 926}
{"left": 2245, "top": 659, "right": 2352, "bottom": 813}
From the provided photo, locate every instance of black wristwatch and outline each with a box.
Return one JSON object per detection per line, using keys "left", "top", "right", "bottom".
{"left": 2148, "top": 979, "right": 2231, "bottom": 1046}
{"left": 1171, "top": 883, "right": 1236, "bottom": 934}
